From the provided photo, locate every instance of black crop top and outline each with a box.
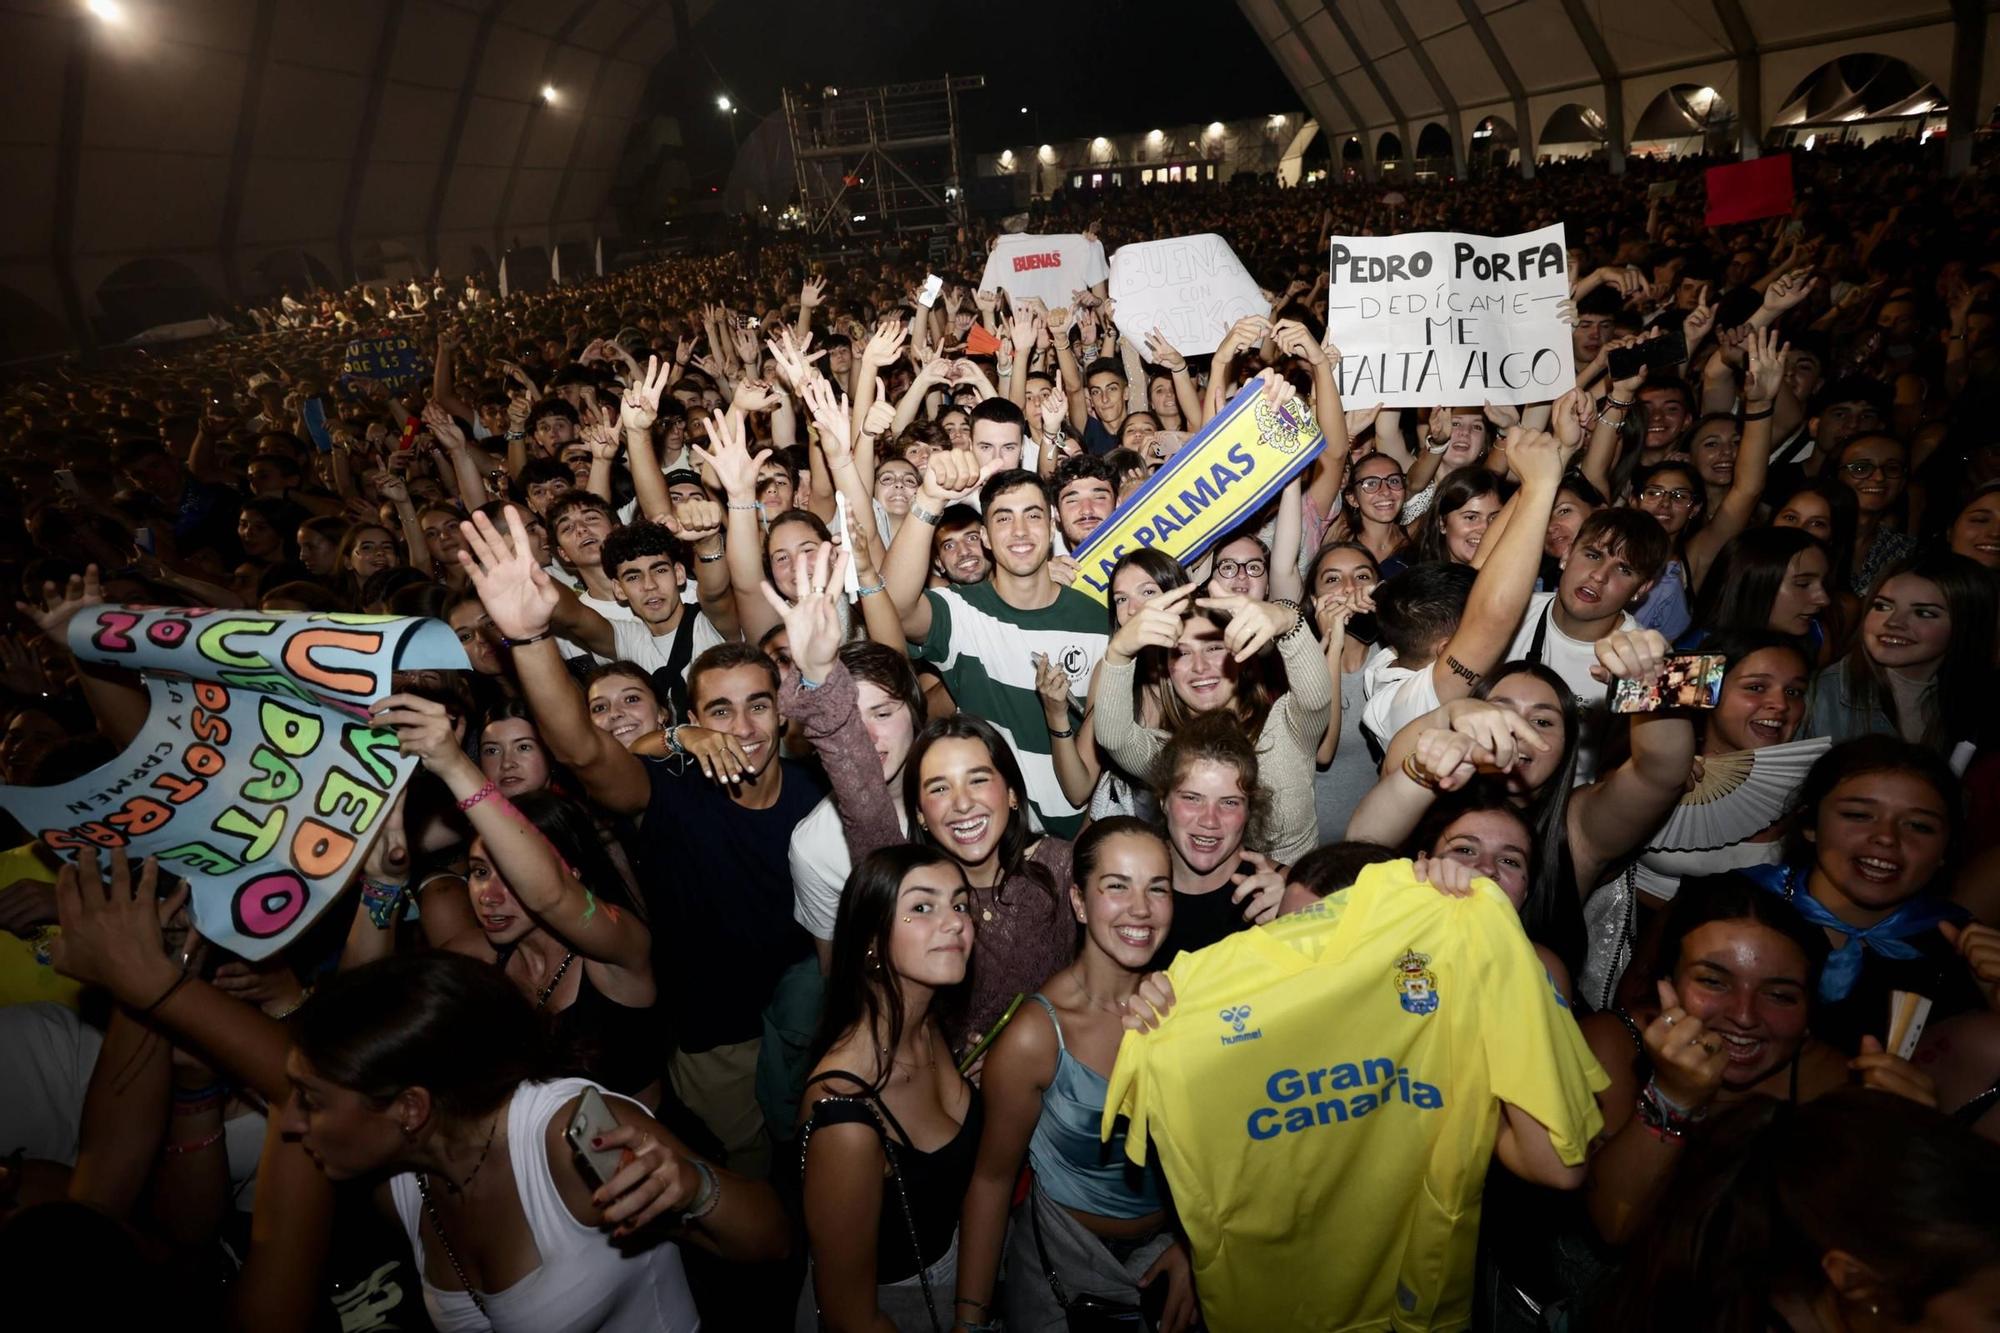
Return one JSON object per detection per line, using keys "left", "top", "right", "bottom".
{"left": 803, "top": 1073, "right": 983, "bottom": 1283}
{"left": 548, "top": 967, "right": 664, "bottom": 1098}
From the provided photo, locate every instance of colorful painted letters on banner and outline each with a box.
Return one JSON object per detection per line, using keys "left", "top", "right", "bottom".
{"left": 1066, "top": 381, "right": 1326, "bottom": 605}
{"left": 0, "top": 608, "right": 467, "bottom": 960}
{"left": 1325, "top": 223, "right": 1574, "bottom": 408}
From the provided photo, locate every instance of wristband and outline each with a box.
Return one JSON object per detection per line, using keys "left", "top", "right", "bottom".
{"left": 855, "top": 580, "right": 886, "bottom": 597}
{"left": 697, "top": 550, "right": 726, "bottom": 564}
{"left": 501, "top": 629, "right": 553, "bottom": 648}
{"left": 360, "top": 876, "right": 409, "bottom": 929}
{"left": 1604, "top": 396, "right": 1634, "bottom": 411}
{"left": 456, "top": 780, "right": 499, "bottom": 812}
{"left": 1046, "top": 720, "right": 1076, "bottom": 740}
{"left": 1426, "top": 437, "right": 1450, "bottom": 455}
{"left": 667, "top": 724, "right": 688, "bottom": 757}
{"left": 1739, "top": 405, "right": 1774, "bottom": 421}
{"left": 726, "top": 500, "right": 762, "bottom": 512}
{"left": 682, "top": 1158, "right": 722, "bottom": 1221}
{"left": 1636, "top": 1077, "right": 1707, "bottom": 1140}
{"left": 910, "top": 504, "right": 942, "bottom": 526}
{"left": 1270, "top": 598, "right": 1307, "bottom": 642}
{"left": 143, "top": 968, "right": 193, "bottom": 1018}
{"left": 174, "top": 1082, "right": 226, "bottom": 1104}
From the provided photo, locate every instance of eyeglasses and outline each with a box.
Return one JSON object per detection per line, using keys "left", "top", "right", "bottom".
{"left": 1842, "top": 460, "right": 1906, "bottom": 481}
{"left": 1215, "top": 559, "right": 1267, "bottom": 579}
{"left": 876, "top": 473, "right": 919, "bottom": 490}
{"left": 1639, "top": 486, "right": 1695, "bottom": 505}
{"left": 1353, "top": 475, "right": 1406, "bottom": 495}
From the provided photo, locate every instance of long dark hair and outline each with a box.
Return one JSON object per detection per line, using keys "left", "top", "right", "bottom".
{"left": 1843, "top": 550, "right": 1998, "bottom": 752}
{"left": 902, "top": 714, "right": 1058, "bottom": 909}
{"left": 1687, "top": 527, "right": 1829, "bottom": 638}
{"left": 503, "top": 789, "right": 641, "bottom": 920}
{"left": 810, "top": 844, "right": 967, "bottom": 1093}
{"left": 1414, "top": 469, "right": 1504, "bottom": 565}
{"left": 294, "top": 953, "right": 568, "bottom": 1118}
{"left": 1598, "top": 1091, "right": 2000, "bottom": 1332}
{"left": 1650, "top": 872, "right": 1829, "bottom": 993}
{"left": 1784, "top": 734, "right": 1964, "bottom": 878}
{"left": 1775, "top": 476, "right": 1860, "bottom": 592}
{"left": 1107, "top": 547, "right": 1192, "bottom": 716}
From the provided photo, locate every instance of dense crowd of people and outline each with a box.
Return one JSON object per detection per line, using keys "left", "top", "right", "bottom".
{"left": 2, "top": 134, "right": 1999, "bottom": 1332}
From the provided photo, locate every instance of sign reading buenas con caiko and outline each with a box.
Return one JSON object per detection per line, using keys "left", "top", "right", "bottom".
{"left": 0, "top": 608, "right": 466, "bottom": 960}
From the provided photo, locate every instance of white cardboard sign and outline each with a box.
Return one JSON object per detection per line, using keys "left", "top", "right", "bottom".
{"left": 1108, "top": 233, "right": 1267, "bottom": 357}
{"left": 1325, "top": 223, "right": 1574, "bottom": 408}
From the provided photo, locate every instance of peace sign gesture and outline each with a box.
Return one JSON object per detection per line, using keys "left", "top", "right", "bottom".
{"left": 621, "top": 354, "right": 672, "bottom": 432}
{"left": 756, "top": 541, "right": 849, "bottom": 686}
{"left": 1106, "top": 582, "right": 1198, "bottom": 666}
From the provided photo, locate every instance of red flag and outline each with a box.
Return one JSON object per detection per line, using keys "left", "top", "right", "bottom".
{"left": 1704, "top": 155, "right": 1794, "bottom": 228}
{"left": 964, "top": 324, "right": 1001, "bottom": 357}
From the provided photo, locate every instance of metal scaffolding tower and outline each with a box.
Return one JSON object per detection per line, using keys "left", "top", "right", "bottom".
{"left": 783, "top": 77, "right": 985, "bottom": 240}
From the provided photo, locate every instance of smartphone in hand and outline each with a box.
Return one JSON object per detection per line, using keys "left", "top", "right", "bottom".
{"left": 564, "top": 1085, "right": 627, "bottom": 1187}
{"left": 1609, "top": 653, "right": 1725, "bottom": 713}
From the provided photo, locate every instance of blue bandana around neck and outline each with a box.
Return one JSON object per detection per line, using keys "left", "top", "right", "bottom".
{"left": 1741, "top": 861, "right": 1965, "bottom": 1002}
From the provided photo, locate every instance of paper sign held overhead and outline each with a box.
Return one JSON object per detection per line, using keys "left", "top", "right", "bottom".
{"left": 979, "top": 233, "right": 1105, "bottom": 309}
{"left": 0, "top": 608, "right": 467, "bottom": 960}
{"left": 1108, "top": 233, "right": 1267, "bottom": 357}
{"left": 1324, "top": 223, "right": 1574, "bottom": 409}
{"left": 340, "top": 333, "right": 426, "bottom": 388}
{"left": 1066, "top": 381, "right": 1325, "bottom": 604}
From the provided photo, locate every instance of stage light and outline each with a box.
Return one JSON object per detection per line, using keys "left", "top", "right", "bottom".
{"left": 1147, "top": 129, "right": 1163, "bottom": 143}
{"left": 717, "top": 95, "right": 733, "bottom": 112}
{"left": 1206, "top": 122, "right": 1224, "bottom": 137}
{"left": 541, "top": 84, "right": 558, "bottom": 104}
{"left": 1019, "top": 106, "right": 1028, "bottom": 114}
{"left": 1000, "top": 149, "right": 1014, "bottom": 165}
{"left": 1092, "top": 136, "right": 1108, "bottom": 149}
{"left": 86, "top": 0, "right": 124, "bottom": 21}
{"left": 1037, "top": 144, "right": 1055, "bottom": 164}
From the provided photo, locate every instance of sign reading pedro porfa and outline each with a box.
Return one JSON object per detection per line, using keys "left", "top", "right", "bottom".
{"left": 1066, "top": 381, "right": 1326, "bottom": 604}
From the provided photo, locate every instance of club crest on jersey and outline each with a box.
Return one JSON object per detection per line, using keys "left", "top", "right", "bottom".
{"left": 1394, "top": 950, "right": 1439, "bottom": 1016}
{"left": 1218, "top": 1004, "right": 1262, "bottom": 1044}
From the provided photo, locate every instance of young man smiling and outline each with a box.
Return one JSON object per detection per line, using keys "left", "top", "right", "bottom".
{"left": 456, "top": 507, "right": 826, "bottom": 1182}
{"left": 886, "top": 449, "right": 1108, "bottom": 835}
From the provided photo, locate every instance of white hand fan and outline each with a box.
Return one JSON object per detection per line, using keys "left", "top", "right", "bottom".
{"left": 1646, "top": 735, "right": 1832, "bottom": 853}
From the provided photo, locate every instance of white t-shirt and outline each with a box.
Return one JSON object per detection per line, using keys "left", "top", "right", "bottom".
{"left": 790, "top": 795, "right": 911, "bottom": 940}
{"left": 1503, "top": 590, "right": 1634, "bottom": 783}
{"left": 611, "top": 610, "right": 727, "bottom": 686}
{"left": 1359, "top": 643, "right": 1441, "bottom": 751}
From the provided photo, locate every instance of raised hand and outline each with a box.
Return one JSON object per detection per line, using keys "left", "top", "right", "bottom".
{"left": 861, "top": 317, "right": 908, "bottom": 370}
{"left": 1032, "top": 651, "right": 1073, "bottom": 728}
{"left": 765, "top": 326, "right": 825, "bottom": 392}
{"left": 799, "top": 375, "right": 854, "bottom": 468}
{"left": 1194, "top": 593, "right": 1298, "bottom": 662}
{"left": 799, "top": 274, "right": 826, "bottom": 310}
{"left": 1503, "top": 426, "right": 1562, "bottom": 488}
{"left": 1761, "top": 269, "right": 1816, "bottom": 316}
{"left": 368, "top": 692, "right": 472, "bottom": 774}
{"left": 661, "top": 497, "right": 725, "bottom": 547}
{"left": 1038, "top": 378, "right": 1070, "bottom": 438}
{"left": 860, "top": 386, "right": 896, "bottom": 440}
{"left": 1742, "top": 327, "right": 1788, "bottom": 405}
{"left": 1482, "top": 399, "right": 1521, "bottom": 432}
{"left": 455, "top": 506, "right": 559, "bottom": 641}
{"left": 1643, "top": 978, "right": 1729, "bottom": 1111}
{"left": 621, "top": 354, "right": 671, "bottom": 432}
{"left": 756, "top": 541, "right": 849, "bottom": 685}
{"left": 731, "top": 379, "right": 784, "bottom": 415}
{"left": 18, "top": 564, "right": 104, "bottom": 641}
{"left": 51, "top": 848, "right": 185, "bottom": 1006}
{"left": 1445, "top": 698, "right": 1551, "bottom": 773}
{"left": 422, "top": 402, "right": 467, "bottom": 451}
{"left": 1591, "top": 627, "right": 1671, "bottom": 685}
{"left": 1848, "top": 1035, "right": 1939, "bottom": 1108}
{"left": 1229, "top": 849, "right": 1287, "bottom": 924}
{"left": 582, "top": 417, "right": 622, "bottom": 463}
{"left": 691, "top": 408, "right": 770, "bottom": 503}
{"left": 1548, "top": 387, "right": 1590, "bottom": 455}
{"left": 917, "top": 446, "right": 997, "bottom": 508}
{"left": 1106, "top": 582, "right": 1197, "bottom": 665}
{"left": 1272, "top": 318, "right": 1325, "bottom": 366}
{"left": 1682, "top": 292, "right": 1717, "bottom": 351}
{"left": 1142, "top": 328, "right": 1187, "bottom": 373}
{"left": 1427, "top": 404, "right": 1452, "bottom": 443}
{"left": 731, "top": 323, "right": 760, "bottom": 369}
{"left": 1940, "top": 921, "right": 2000, "bottom": 1011}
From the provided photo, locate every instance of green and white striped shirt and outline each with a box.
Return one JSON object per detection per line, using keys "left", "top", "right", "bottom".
{"left": 917, "top": 581, "right": 1109, "bottom": 838}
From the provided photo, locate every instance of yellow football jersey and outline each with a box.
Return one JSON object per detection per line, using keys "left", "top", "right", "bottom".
{"left": 1102, "top": 860, "right": 1607, "bottom": 1332}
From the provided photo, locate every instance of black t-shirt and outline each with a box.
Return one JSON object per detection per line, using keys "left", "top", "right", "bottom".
{"left": 639, "top": 755, "right": 829, "bottom": 1052}
{"left": 319, "top": 1182, "right": 435, "bottom": 1332}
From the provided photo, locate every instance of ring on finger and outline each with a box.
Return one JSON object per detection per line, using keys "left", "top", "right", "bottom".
{"left": 1663, "top": 1012, "right": 1678, "bottom": 1027}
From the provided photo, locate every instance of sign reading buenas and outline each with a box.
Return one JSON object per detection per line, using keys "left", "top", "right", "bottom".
{"left": 1, "top": 608, "right": 466, "bottom": 960}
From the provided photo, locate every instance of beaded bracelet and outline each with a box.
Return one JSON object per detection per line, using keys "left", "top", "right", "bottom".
{"left": 855, "top": 580, "right": 887, "bottom": 597}
{"left": 163, "top": 1128, "right": 225, "bottom": 1156}
{"left": 360, "top": 876, "right": 409, "bottom": 929}
{"left": 682, "top": 1159, "right": 722, "bottom": 1221}
{"left": 457, "top": 780, "right": 499, "bottom": 812}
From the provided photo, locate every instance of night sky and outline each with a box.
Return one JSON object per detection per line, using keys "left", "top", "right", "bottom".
{"left": 659, "top": 0, "right": 1293, "bottom": 189}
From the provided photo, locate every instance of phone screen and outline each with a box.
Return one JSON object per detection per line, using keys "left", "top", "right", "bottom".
{"left": 1610, "top": 653, "right": 1726, "bottom": 713}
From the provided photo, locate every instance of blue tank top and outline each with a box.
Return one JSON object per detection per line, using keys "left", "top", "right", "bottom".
{"left": 1024, "top": 994, "right": 1165, "bottom": 1218}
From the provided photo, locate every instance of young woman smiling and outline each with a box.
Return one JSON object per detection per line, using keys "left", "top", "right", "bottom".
{"left": 1806, "top": 551, "right": 1997, "bottom": 753}
{"left": 954, "top": 818, "right": 1197, "bottom": 1333}
{"left": 1095, "top": 579, "right": 1332, "bottom": 865}
{"left": 772, "top": 543, "right": 1074, "bottom": 1049}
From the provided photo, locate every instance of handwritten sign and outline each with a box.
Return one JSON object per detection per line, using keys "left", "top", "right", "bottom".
{"left": 1108, "top": 234, "right": 1267, "bottom": 357}
{"left": 1325, "top": 223, "right": 1573, "bottom": 408}
{"left": 1067, "top": 382, "right": 1325, "bottom": 604}
{"left": 0, "top": 608, "right": 466, "bottom": 960}
{"left": 980, "top": 233, "right": 1096, "bottom": 309}
{"left": 340, "top": 333, "right": 425, "bottom": 388}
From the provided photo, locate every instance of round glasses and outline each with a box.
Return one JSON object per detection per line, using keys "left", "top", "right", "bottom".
{"left": 1215, "top": 559, "right": 1267, "bottom": 579}
{"left": 1353, "top": 475, "right": 1406, "bottom": 495}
